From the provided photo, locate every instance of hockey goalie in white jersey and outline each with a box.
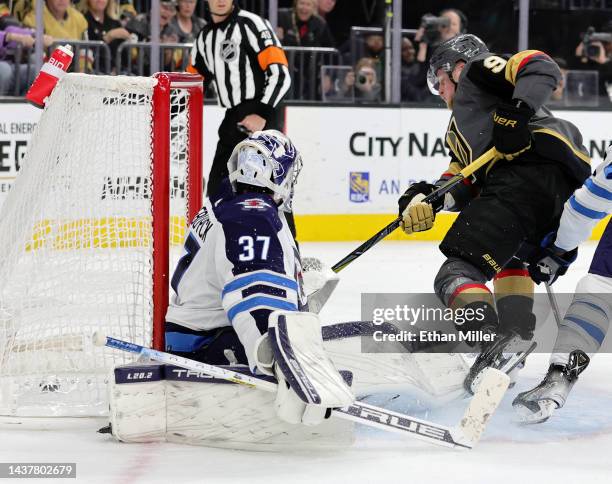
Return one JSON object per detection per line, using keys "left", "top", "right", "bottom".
{"left": 106, "top": 130, "right": 470, "bottom": 449}
{"left": 164, "top": 129, "right": 356, "bottom": 426}
{"left": 514, "top": 144, "right": 612, "bottom": 424}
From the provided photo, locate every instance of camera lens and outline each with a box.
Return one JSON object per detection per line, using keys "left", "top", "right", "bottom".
{"left": 358, "top": 74, "right": 367, "bottom": 85}
{"left": 586, "top": 43, "right": 600, "bottom": 57}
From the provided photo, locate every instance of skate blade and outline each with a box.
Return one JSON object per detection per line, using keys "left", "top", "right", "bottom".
{"left": 512, "top": 399, "right": 556, "bottom": 425}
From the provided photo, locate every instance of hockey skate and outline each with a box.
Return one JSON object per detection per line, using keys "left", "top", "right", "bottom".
{"left": 464, "top": 330, "right": 536, "bottom": 395}
{"left": 512, "top": 350, "right": 590, "bottom": 424}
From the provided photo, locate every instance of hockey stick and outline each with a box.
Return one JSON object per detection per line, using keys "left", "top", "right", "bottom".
{"left": 94, "top": 333, "right": 509, "bottom": 449}
{"left": 331, "top": 147, "right": 499, "bottom": 273}
{"left": 545, "top": 282, "right": 564, "bottom": 326}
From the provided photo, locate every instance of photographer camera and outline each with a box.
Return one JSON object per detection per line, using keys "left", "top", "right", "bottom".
{"left": 578, "top": 26, "right": 612, "bottom": 64}
{"left": 415, "top": 8, "right": 467, "bottom": 64}
{"left": 575, "top": 22, "right": 612, "bottom": 105}
{"left": 419, "top": 14, "right": 449, "bottom": 45}
{"left": 344, "top": 57, "right": 381, "bottom": 102}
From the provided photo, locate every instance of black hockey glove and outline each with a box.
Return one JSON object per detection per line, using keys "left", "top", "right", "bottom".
{"left": 492, "top": 100, "right": 535, "bottom": 160}
{"left": 527, "top": 232, "right": 578, "bottom": 285}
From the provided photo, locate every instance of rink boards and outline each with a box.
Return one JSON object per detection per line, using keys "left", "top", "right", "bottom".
{"left": 1, "top": 101, "right": 610, "bottom": 242}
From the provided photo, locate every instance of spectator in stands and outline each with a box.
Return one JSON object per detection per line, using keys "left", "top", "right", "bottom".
{"left": 78, "top": 0, "right": 131, "bottom": 73}
{"left": 118, "top": 0, "right": 137, "bottom": 19}
{"left": 170, "top": 0, "right": 205, "bottom": 44}
{"left": 0, "top": 15, "right": 52, "bottom": 95}
{"left": 23, "top": 0, "right": 88, "bottom": 42}
{"left": 415, "top": 8, "right": 467, "bottom": 64}
{"left": 363, "top": 32, "right": 383, "bottom": 59}
{"left": 348, "top": 32, "right": 383, "bottom": 86}
{"left": 349, "top": 57, "right": 381, "bottom": 102}
{"left": 549, "top": 56, "right": 569, "bottom": 107}
{"left": 125, "top": 0, "right": 178, "bottom": 42}
{"left": 324, "top": 0, "right": 385, "bottom": 49}
{"left": 575, "top": 22, "right": 612, "bottom": 106}
{"left": 11, "top": 1, "right": 32, "bottom": 22}
{"left": 321, "top": 66, "right": 353, "bottom": 102}
{"left": 124, "top": 0, "right": 179, "bottom": 73}
{"left": 277, "top": 0, "right": 334, "bottom": 101}
{"left": 277, "top": 0, "right": 334, "bottom": 47}
{"left": 400, "top": 37, "right": 429, "bottom": 102}
{"left": 317, "top": 0, "right": 336, "bottom": 20}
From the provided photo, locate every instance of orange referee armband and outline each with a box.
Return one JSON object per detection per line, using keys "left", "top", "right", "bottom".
{"left": 186, "top": 63, "right": 199, "bottom": 74}
{"left": 257, "top": 46, "right": 288, "bottom": 71}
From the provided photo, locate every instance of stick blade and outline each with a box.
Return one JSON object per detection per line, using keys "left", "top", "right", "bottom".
{"left": 457, "top": 368, "right": 510, "bottom": 446}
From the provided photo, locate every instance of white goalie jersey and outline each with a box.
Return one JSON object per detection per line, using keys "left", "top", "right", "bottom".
{"left": 165, "top": 187, "right": 306, "bottom": 372}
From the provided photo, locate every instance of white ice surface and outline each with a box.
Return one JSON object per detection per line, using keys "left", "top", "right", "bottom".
{"left": 2, "top": 241, "right": 611, "bottom": 484}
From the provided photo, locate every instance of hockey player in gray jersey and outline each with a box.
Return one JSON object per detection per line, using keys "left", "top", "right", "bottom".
{"left": 513, "top": 144, "right": 612, "bottom": 424}
{"left": 396, "top": 34, "right": 592, "bottom": 391}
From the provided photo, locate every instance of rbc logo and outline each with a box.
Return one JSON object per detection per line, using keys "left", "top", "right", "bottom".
{"left": 349, "top": 172, "right": 369, "bottom": 203}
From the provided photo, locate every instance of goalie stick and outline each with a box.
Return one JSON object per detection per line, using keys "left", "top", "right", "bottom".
{"left": 93, "top": 333, "right": 509, "bottom": 449}
{"left": 331, "top": 147, "right": 499, "bottom": 273}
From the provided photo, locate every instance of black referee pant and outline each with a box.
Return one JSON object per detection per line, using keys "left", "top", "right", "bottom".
{"left": 206, "top": 102, "right": 296, "bottom": 237}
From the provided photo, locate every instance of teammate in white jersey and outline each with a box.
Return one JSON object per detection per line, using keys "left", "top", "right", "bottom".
{"left": 513, "top": 144, "right": 612, "bottom": 424}
{"left": 165, "top": 130, "right": 354, "bottom": 426}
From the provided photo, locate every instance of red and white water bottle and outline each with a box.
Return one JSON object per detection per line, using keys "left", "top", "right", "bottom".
{"left": 26, "top": 44, "right": 74, "bottom": 109}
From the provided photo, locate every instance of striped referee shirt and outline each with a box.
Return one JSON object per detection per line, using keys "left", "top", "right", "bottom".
{"left": 189, "top": 6, "right": 291, "bottom": 115}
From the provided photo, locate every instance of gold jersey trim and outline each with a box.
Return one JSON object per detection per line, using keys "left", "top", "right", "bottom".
{"left": 504, "top": 50, "right": 544, "bottom": 85}
{"left": 532, "top": 128, "right": 591, "bottom": 164}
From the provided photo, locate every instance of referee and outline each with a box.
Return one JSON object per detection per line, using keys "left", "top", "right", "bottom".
{"left": 189, "top": 0, "right": 293, "bottom": 226}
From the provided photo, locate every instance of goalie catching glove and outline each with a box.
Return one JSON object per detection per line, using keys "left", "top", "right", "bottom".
{"left": 255, "top": 311, "right": 355, "bottom": 426}
{"left": 398, "top": 182, "right": 441, "bottom": 235}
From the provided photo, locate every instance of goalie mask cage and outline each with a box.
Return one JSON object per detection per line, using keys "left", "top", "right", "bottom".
{"left": 0, "top": 72, "right": 203, "bottom": 417}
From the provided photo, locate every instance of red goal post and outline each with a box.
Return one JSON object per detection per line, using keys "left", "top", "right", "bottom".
{"left": 152, "top": 72, "right": 203, "bottom": 351}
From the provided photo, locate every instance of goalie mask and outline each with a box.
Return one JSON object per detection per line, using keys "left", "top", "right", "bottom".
{"left": 427, "top": 34, "right": 488, "bottom": 95}
{"left": 227, "top": 130, "right": 303, "bottom": 211}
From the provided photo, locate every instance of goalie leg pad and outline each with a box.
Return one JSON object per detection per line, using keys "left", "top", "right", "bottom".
{"left": 108, "top": 363, "right": 168, "bottom": 443}
{"left": 268, "top": 311, "right": 355, "bottom": 408}
{"left": 108, "top": 362, "right": 354, "bottom": 450}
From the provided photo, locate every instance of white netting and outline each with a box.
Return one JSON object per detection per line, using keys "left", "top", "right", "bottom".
{"left": 0, "top": 73, "right": 194, "bottom": 417}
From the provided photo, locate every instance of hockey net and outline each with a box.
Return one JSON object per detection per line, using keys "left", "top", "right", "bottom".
{"left": 0, "top": 72, "right": 203, "bottom": 417}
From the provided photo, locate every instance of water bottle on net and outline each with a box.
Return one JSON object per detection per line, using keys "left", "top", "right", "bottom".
{"left": 26, "top": 44, "right": 74, "bottom": 108}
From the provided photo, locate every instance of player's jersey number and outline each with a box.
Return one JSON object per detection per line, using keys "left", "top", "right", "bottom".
{"left": 483, "top": 55, "right": 507, "bottom": 73}
{"left": 238, "top": 235, "right": 270, "bottom": 261}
